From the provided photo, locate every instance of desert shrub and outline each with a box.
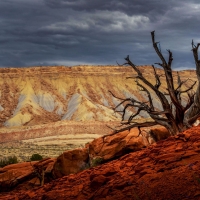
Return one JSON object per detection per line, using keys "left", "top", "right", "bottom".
{"left": 30, "top": 153, "right": 43, "bottom": 161}
{"left": 90, "top": 157, "right": 104, "bottom": 167}
{"left": 0, "top": 156, "right": 18, "bottom": 168}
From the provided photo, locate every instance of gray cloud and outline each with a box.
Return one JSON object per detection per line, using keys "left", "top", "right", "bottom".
{"left": 0, "top": 0, "right": 200, "bottom": 69}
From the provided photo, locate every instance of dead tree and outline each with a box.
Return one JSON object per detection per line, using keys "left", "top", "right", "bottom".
{"left": 110, "top": 31, "right": 200, "bottom": 136}
{"left": 184, "top": 41, "right": 200, "bottom": 124}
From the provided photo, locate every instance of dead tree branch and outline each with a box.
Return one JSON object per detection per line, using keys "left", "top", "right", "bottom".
{"left": 109, "top": 31, "right": 200, "bottom": 136}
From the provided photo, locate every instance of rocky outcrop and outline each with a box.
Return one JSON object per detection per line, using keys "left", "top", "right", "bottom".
{"left": 88, "top": 128, "right": 148, "bottom": 161}
{"left": 52, "top": 126, "right": 170, "bottom": 178}
{"left": 150, "top": 126, "right": 170, "bottom": 141}
{"left": 1, "top": 126, "right": 200, "bottom": 200}
{"left": 0, "top": 158, "right": 56, "bottom": 192}
{"left": 0, "top": 126, "right": 171, "bottom": 192}
{"left": 53, "top": 148, "right": 89, "bottom": 178}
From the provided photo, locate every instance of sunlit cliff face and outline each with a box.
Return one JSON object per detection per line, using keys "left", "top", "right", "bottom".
{"left": 0, "top": 65, "right": 196, "bottom": 127}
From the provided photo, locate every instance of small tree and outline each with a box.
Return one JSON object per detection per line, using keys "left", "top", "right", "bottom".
{"left": 110, "top": 31, "right": 200, "bottom": 136}
{"left": 30, "top": 154, "right": 43, "bottom": 161}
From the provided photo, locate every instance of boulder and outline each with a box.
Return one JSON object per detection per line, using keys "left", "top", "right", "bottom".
{"left": 88, "top": 128, "right": 148, "bottom": 162}
{"left": 150, "top": 126, "right": 170, "bottom": 141}
{"left": 53, "top": 148, "right": 89, "bottom": 178}
{"left": 0, "top": 158, "right": 56, "bottom": 192}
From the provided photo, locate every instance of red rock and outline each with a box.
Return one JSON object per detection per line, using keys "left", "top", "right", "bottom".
{"left": 150, "top": 126, "right": 170, "bottom": 141}
{"left": 87, "top": 137, "right": 104, "bottom": 155}
{"left": 89, "top": 128, "right": 147, "bottom": 162}
{"left": 126, "top": 162, "right": 133, "bottom": 167}
{"left": 90, "top": 175, "right": 108, "bottom": 190}
{"left": 45, "top": 160, "right": 55, "bottom": 173}
{"left": 53, "top": 148, "right": 89, "bottom": 178}
{"left": 183, "top": 132, "right": 191, "bottom": 140}
{"left": 2, "top": 127, "right": 200, "bottom": 200}
{"left": 0, "top": 158, "right": 56, "bottom": 192}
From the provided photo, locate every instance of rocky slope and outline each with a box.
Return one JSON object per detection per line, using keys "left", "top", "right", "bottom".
{"left": 0, "top": 126, "right": 169, "bottom": 192}
{"left": 0, "top": 65, "right": 196, "bottom": 127}
{"left": 1, "top": 126, "right": 200, "bottom": 200}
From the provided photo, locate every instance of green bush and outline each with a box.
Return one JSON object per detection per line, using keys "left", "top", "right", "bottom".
{"left": 30, "top": 153, "right": 43, "bottom": 161}
{"left": 90, "top": 157, "right": 104, "bottom": 167}
{"left": 0, "top": 156, "right": 18, "bottom": 168}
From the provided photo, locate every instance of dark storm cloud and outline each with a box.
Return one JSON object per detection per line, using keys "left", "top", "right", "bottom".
{"left": 0, "top": 0, "right": 200, "bottom": 69}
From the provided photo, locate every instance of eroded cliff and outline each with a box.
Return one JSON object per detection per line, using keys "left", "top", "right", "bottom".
{"left": 0, "top": 65, "right": 196, "bottom": 127}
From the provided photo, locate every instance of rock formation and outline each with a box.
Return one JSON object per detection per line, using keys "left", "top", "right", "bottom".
{"left": 0, "top": 66, "right": 196, "bottom": 127}
{"left": 0, "top": 158, "right": 55, "bottom": 192}
{"left": 53, "top": 126, "right": 170, "bottom": 178}
{"left": 1, "top": 126, "right": 200, "bottom": 199}
{"left": 0, "top": 126, "right": 169, "bottom": 191}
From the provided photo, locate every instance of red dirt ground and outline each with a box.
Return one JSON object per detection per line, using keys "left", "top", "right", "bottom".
{"left": 1, "top": 126, "right": 200, "bottom": 200}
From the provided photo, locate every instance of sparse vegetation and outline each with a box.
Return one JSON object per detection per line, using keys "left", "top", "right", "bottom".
{"left": 0, "top": 141, "right": 69, "bottom": 162}
{"left": 90, "top": 157, "right": 104, "bottom": 167}
{"left": 0, "top": 156, "right": 18, "bottom": 168}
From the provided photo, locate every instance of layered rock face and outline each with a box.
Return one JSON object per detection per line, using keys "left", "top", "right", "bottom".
{"left": 0, "top": 66, "right": 196, "bottom": 127}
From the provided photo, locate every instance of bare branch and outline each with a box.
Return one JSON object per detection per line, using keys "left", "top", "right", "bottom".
{"left": 151, "top": 31, "right": 167, "bottom": 66}
{"left": 127, "top": 108, "right": 144, "bottom": 123}
{"left": 183, "top": 92, "right": 195, "bottom": 112}
{"left": 167, "top": 49, "right": 173, "bottom": 68}
{"left": 135, "top": 80, "right": 154, "bottom": 110}
{"left": 176, "top": 71, "right": 182, "bottom": 102}
{"left": 106, "top": 121, "right": 158, "bottom": 135}
{"left": 108, "top": 90, "right": 126, "bottom": 101}
{"left": 175, "top": 78, "right": 190, "bottom": 92}
{"left": 155, "top": 62, "right": 163, "bottom": 67}
{"left": 116, "top": 61, "right": 129, "bottom": 66}
{"left": 180, "top": 81, "right": 196, "bottom": 94}
{"left": 150, "top": 110, "right": 171, "bottom": 115}
{"left": 114, "top": 99, "right": 131, "bottom": 111}
{"left": 124, "top": 54, "right": 171, "bottom": 112}
{"left": 192, "top": 40, "right": 200, "bottom": 78}
{"left": 152, "top": 65, "right": 161, "bottom": 89}
{"left": 126, "top": 76, "right": 139, "bottom": 79}
{"left": 121, "top": 103, "right": 139, "bottom": 121}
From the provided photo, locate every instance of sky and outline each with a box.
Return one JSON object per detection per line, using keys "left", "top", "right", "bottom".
{"left": 0, "top": 0, "right": 200, "bottom": 69}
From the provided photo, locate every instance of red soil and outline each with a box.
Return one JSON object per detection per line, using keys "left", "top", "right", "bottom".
{"left": 1, "top": 126, "right": 200, "bottom": 200}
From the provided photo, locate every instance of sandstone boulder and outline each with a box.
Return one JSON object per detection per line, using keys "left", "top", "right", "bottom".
{"left": 150, "top": 126, "right": 170, "bottom": 141}
{"left": 53, "top": 148, "right": 89, "bottom": 178}
{"left": 0, "top": 158, "right": 56, "bottom": 192}
{"left": 88, "top": 128, "right": 148, "bottom": 162}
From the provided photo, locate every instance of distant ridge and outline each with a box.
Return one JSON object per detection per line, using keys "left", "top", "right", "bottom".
{"left": 0, "top": 65, "right": 196, "bottom": 127}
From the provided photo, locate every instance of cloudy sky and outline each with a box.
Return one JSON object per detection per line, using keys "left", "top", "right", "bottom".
{"left": 0, "top": 0, "right": 200, "bottom": 69}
